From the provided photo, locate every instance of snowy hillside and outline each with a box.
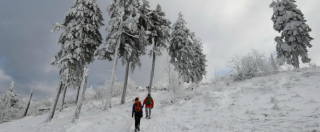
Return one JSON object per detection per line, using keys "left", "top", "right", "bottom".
{"left": 1, "top": 67, "right": 320, "bottom": 132}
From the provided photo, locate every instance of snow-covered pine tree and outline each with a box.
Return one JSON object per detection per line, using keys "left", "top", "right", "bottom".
{"left": 190, "top": 37, "right": 207, "bottom": 83}
{"left": 0, "top": 81, "right": 22, "bottom": 122}
{"left": 6, "top": 81, "right": 19, "bottom": 109}
{"left": 169, "top": 12, "right": 194, "bottom": 83}
{"left": 49, "top": 0, "right": 104, "bottom": 121}
{"left": 270, "top": 0, "right": 313, "bottom": 68}
{"left": 96, "top": 0, "right": 146, "bottom": 108}
{"left": 120, "top": 0, "right": 153, "bottom": 104}
{"left": 147, "top": 4, "right": 171, "bottom": 94}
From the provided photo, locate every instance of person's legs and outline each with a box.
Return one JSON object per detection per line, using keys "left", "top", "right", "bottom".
{"left": 148, "top": 107, "right": 151, "bottom": 119}
{"left": 145, "top": 107, "right": 149, "bottom": 118}
{"left": 134, "top": 113, "right": 139, "bottom": 130}
{"left": 136, "top": 113, "right": 141, "bottom": 131}
{"left": 137, "top": 114, "right": 141, "bottom": 130}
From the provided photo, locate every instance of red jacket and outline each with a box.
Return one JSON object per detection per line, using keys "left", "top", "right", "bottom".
{"left": 143, "top": 96, "right": 154, "bottom": 108}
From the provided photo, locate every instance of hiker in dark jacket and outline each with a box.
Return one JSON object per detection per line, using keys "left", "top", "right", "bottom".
{"left": 132, "top": 97, "right": 143, "bottom": 131}
{"left": 143, "top": 94, "right": 154, "bottom": 119}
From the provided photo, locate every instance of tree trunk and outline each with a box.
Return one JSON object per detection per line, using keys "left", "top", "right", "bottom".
{"left": 60, "top": 86, "right": 67, "bottom": 112}
{"left": 167, "top": 55, "right": 171, "bottom": 92}
{"left": 23, "top": 90, "right": 33, "bottom": 117}
{"left": 72, "top": 67, "right": 89, "bottom": 123}
{"left": 292, "top": 53, "right": 300, "bottom": 69}
{"left": 121, "top": 61, "right": 130, "bottom": 104}
{"left": 75, "top": 86, "right": 80, "bottom": 105}
{"left": 46, "top": 82, "right": 63, "bottom": 122}
{"left": 105, "top": 26, "right": 123, "bottom": 110}
{"left": 148, "top": 52, "right": 156, "bottom": 94}
{"left": 105, "top": 53, "right": 119, "bottom": 110}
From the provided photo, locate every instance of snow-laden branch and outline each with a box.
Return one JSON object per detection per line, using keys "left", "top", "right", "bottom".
{"left": 51, "top": 22, "right": 65, "bottom": 32}
{"left": 122, "top": 31, "right": 139, "bottom": 38}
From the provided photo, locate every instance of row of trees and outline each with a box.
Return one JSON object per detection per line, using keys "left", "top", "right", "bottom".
{"left": 48, "top": 0, "right": 207, "bottom": 122}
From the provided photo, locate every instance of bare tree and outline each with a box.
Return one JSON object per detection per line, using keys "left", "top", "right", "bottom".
{"left": 22, "top": 90, "right": 33, "bottom": 117}
{"left": 46, "top": 82, "right": 63, "bottom": 122}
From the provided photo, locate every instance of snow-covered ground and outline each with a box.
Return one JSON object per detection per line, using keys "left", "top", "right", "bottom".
{"left": 1, "top": 67, "right": 320, "bottom": 132}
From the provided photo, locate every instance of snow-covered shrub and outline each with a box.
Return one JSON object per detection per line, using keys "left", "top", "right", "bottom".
{"left": 309, "top": 63, "right": 317, "bottom": 68}
{"left": 154, "top": 82, "right": 167, "bottom": 91}
{"left": 212, "top": 70, "right": 234, "bottom": 87}
{"left": 126, "top": 77, "right": 137, "bottom": 91}
{"left": 113, "top": 82, "right": 125, "bottom": 97}
{"left": 96, "top": 78, "right": 137, "bottom": 99}
{"left": 96, "top": 80, "right": 110, "bottom": 99}
{"left": 85, "top": 86, "right": 97, "bottom": 101}
{"left": 0, "top": 82, "right": 24, "bottom": 122}
{"left": 228, "top": 49, "right": 280, "bottom": 81}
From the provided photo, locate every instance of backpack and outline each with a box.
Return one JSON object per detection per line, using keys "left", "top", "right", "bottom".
{"left": 145, "top": 96, "right": 152, "bottom": 105}
{"left": 134, "top": 102, "right": 141, "bottom": 112}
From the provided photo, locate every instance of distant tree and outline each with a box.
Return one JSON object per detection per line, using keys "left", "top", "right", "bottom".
{"left": 169, "top": 12, "right": 194, "bottom": 83}
{"left": 0, "top": 81, "right": 23, "bottom": 122}
{"left": 49, "top": 0, "right": 104, "bottom": 121}
{"left": 270, "top": 0, "right": 313, "bottom": 68}
{"left": 147, "top": 4, "right": 171, "bottom": 94}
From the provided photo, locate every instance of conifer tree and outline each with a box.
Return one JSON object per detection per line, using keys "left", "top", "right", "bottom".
{"left": 96, "top": 0, "right": 144, "bottom": 109}
{"left": 120, "top": 0, "right": 153, "bottom": 104}
{"left": 169, "top": 13, "right": 194, "bottom": 83}
{"left": 190, "top": 37, "right": 207, "bottom": 83}
{"left": 0, "top": 81, "right": 21, "bottom": 122}
{"left": 270, "top": 0, "right": 313, "bottom": 68}
{"left": 147, "top": 4, "right": 171, "bottom": 94}
{"left": 49, "top": 0, "right": 104, "bottom": 121}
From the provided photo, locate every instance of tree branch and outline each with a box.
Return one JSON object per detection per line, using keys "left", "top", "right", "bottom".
{"left": 122, "top": 31, "right": 139, "bottom": 38}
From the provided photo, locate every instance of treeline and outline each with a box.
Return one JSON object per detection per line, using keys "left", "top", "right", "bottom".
{"left": 47, "top": 0, "right": 207, "bottom": 122}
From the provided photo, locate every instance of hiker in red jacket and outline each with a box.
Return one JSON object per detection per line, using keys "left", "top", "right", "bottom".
{"left": 143, "top": 94, "right": 154, "bottom": 119}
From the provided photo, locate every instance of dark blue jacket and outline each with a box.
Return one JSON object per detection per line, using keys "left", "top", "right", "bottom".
{"left": 132, "top": 101, "right": 143, "bottom": 117}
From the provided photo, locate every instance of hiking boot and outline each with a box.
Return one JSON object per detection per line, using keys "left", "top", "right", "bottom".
{"left": 137, "top": 127, "right": 140, "bottom": 131}
{"left": 146, "top": 116, "right": 148, "bottom": 119}
{"left": 148, "top": 117, "right": 151, "bottom": 119}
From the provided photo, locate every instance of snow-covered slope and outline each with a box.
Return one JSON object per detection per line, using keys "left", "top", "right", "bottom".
{"left": 1, "top": 67, "right": 320, "bottom": 132}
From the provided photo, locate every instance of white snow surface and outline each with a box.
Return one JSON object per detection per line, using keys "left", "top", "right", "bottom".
{"left": 1, "top": 67, "right": 320, "bottom": 132}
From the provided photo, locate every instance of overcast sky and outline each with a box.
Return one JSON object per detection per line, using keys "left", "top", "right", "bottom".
{"left": 0, "top": 0, "right": 319, "bottom": 100}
